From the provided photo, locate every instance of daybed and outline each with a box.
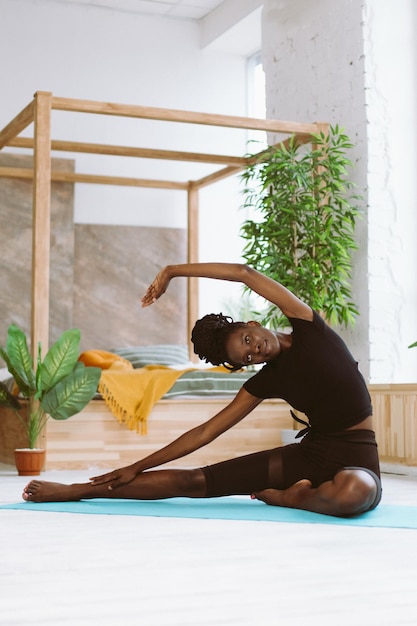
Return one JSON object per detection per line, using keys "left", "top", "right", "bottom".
{"left": 45, "top": 343, "right": 296, "bottom": 470}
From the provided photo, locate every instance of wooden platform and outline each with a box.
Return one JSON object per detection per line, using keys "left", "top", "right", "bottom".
{"left": 44, "top": 397, "right": 294, "bottom": 470}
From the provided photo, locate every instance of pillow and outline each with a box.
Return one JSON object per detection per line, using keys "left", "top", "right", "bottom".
{"left": 163, "top": 369, "right": 254, "bottom": 399}
{"left": 111, "top": 344, "right": 189, "bottom": 368}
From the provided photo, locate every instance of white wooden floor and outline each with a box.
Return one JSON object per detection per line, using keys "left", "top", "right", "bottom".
{"left": 2, "top": 463, "right": 417, "bottom": 626}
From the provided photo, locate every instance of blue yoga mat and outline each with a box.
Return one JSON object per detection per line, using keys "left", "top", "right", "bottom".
{"left": 2, "top": 497, "right": 417, "bottom": 528}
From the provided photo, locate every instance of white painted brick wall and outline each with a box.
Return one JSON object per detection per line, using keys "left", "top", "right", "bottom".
{"left": 261, "top": 0, "right": 370, "bottom": 378}
{"left": 363, "top": 0, "right": 417, "bottom": 382}
{"left": 261, "top": 0, "right": 417, "bottom": 382}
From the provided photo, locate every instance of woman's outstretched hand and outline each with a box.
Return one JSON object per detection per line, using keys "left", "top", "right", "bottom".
{"left": 141, "top": 266, "right": 171, "bottom": 307}
{"left": 89, "top": 466, "right": 138, "bottom": 490}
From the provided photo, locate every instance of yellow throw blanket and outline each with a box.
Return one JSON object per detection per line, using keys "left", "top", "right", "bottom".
{"left": 79, "top": 350, "right": 227, "bottom": 435}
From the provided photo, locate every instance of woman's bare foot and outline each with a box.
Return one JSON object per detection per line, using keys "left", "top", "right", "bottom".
{"left": 252, "top": 470, "right": 380, "bottom": 517}
{"left": 22, "top": 480, "right": 86, "bottom": 503}
{"left": 251, "top": 479, "right": 313, "bottom": 508}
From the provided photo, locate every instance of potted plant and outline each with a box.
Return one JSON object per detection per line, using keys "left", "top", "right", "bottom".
{"left": 0, "top": 324, "right": 101, "bottom": 475}
{"left": 240, "top": 126, "right": 361, "bottom": 330}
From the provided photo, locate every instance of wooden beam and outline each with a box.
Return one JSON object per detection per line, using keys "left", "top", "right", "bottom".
{"left": 0, "top": 99, "right": 35, "bottom": 149}
{"left": 191, "top": 165, "right": 243, "bottom": 189}
{"left": 31, "top": 91, "right": 52, "bottom": 357}
{"left": 51, "top": 171, "right": 189, "bottom": 190}
{"left": 190, "top": 135, "right": 318, "bottom": 189}
{"left": 187, "top": 185, "right": 199, "bottom": 361}
{"left": 51, "top": 95, "right": 320, "bottom": 134}
{"left": 0, "top": 167, "right": 34, "bottom": 179}
{"left": 0, "top": 167, "right": 189, "bottom": 191}
{"left": 0, "top": 131, "right": 317, "bottom": 190}
{"left": 8, "top": 137, "right": 247, "bottom": 167}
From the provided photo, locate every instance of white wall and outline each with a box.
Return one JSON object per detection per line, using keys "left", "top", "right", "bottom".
{"left": 363, "top": 0, "right": 417, "bottom": 382}
{"left": 262, "top": 0, "right": 417, "bottom": 382}
{"left": 1, "top": 0, "right": 260, "bottom": 317}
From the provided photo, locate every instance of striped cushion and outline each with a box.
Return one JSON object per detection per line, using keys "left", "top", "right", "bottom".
{"left": 163, "top": 369, "right": 253, "bottom": 398}
{"left": 111, "top": 344, "right": 189, "bottom": 368}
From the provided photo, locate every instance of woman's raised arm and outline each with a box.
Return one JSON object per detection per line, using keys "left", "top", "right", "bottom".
{"left": 141, "top": 263, "right": 312, "bottom": 320}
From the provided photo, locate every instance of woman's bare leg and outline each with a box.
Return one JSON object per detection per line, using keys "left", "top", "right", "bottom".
{"left": 22, "top": 468, "right": 207, "bottom": 503}
{"left": 252, "top": 469, "right": 379, "bottom": 517}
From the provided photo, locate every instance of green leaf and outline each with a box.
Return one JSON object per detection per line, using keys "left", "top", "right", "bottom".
{"left": 40, "top": 364, "right": 101, "bottom": 420}
{"left": 0, "top": 325, "right": 36, "bottom": 397}
{"left": 39, "top": 328, "right": 82, "bottom": 394}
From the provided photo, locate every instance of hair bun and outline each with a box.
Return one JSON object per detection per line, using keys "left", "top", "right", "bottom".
{"left": 191, "top": 312, "right": 244, "bottom": 370}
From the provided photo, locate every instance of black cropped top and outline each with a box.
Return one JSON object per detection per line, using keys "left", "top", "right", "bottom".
{"left": 243, "top": 311, "right": 372, "bottom": 433}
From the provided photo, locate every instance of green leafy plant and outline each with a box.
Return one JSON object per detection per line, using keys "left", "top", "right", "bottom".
{"left": 409, "top": 342, "right": 417, "bottom": 349}
{"left": 240, "top": 126, "right": 361, "bottom": 329}
{"left": 0, "top": 325, "right": 101, "bottom": 449}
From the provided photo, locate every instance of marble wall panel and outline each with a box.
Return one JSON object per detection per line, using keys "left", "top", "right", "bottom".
{"left": 73, "top": 224, "right": 187, "bottom": 351}
{"left": 0, "top": 153, "right": 74, "bottom": 347}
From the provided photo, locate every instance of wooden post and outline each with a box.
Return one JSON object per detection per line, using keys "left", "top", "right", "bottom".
{"left": 187, "top": 184, "right": 199, "bottom": 360}
{"left": 31, "top": 92, "right": 52, "bottom": 357}
{"left": 312, "top": 121, "right": 331, "bottom": 249}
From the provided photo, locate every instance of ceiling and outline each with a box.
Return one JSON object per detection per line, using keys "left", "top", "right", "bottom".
{"left": 46, "top": 0, "right": 226, "bottom": 20}
{"left": 41, "top": 0, "right": 263, "bottom": 56}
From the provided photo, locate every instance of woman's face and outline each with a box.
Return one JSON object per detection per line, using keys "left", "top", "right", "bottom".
{"left": 225, "top": 322, "right": 281, "bottom": 367}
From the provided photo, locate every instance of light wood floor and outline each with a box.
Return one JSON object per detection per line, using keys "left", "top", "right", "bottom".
{"left": 1, "top": 463, "right": 417, "bottom": 626}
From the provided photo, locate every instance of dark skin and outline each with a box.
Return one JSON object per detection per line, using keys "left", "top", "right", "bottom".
{"left": 225, "top": 321, "right": 292, "bottom": 366}
{"left": 22, "top": 263, "right": 377, "bottom": 516}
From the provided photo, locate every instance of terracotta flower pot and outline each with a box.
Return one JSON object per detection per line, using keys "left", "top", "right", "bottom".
{"left": 14, "top": 448, "right": 46, "bottom": 476}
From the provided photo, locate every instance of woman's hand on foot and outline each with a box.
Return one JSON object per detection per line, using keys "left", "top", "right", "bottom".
{"left": 89, "top": 467, "right": 137, "bottom": 490}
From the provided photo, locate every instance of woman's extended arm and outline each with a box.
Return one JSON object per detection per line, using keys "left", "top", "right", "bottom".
{"left": 90, "top": 387, "right": 262, "bottom": 489}
{"left": 142, "top": 262, "right": 312, "bottom": 320}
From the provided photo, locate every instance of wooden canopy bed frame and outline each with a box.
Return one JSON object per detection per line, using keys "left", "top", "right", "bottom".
{"left": 0, "top": 91, "right": 415, "bottom": 470}
{"left": 0, "top": 91, "right": 325, "bottom": 356}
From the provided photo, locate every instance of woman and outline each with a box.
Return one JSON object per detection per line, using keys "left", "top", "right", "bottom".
{"left": 22, "top": 263, "right": 381, "bottom": 517}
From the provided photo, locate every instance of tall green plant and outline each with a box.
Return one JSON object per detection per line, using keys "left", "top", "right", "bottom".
{"left": 0, "top": 325, "right": 101, "bottom": 448}
{"left": 240, "top": 126, "right": 361, "bottom": 329}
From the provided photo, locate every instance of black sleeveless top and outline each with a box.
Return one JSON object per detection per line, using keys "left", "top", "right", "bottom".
{"left": 243, "top": 311, "right": 372, "bottom": 433}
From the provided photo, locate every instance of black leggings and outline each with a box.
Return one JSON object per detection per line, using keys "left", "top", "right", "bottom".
{"left": 201, "top": 429, "right": 381, "bottom": 509}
